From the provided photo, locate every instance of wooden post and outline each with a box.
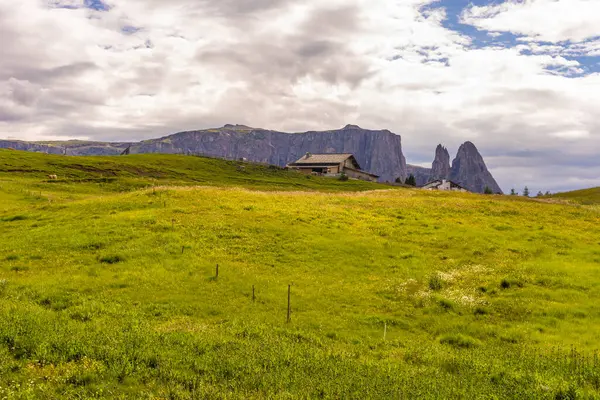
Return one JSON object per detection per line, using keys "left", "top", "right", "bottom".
{"left": 252, "top": 285, "right": 255, "bottom": 302}
{"left": 384, "top": 323, "right": 387, "bottom": 341}
{"left": 215, "top": 264, "right": 219, "bottom": 279}
{"left": 181, "top": 246, "right": 185, "bottom": 254}
{"left": 287, "top": 284, "right": 291, "bottom": 323}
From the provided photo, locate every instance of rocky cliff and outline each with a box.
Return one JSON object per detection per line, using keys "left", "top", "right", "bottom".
{"left": 431, "top": 145, "right": 451, "bottom": 180}
{"left": 449, "top": 141, "right": 502, "bottom": 194}
{"left": 1, "top": 126, "right": 502, "bottom": 191}
{"left": 406, "top": 142, "right": 502, "bottom": 193}
{"left": 0, "top": 124, "right": 408, "bottom": 182}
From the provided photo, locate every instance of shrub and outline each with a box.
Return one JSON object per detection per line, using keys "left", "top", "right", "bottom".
{"left": 5, "top": 255, "right": 19, "bottom": 261}
{"left": 554, "top": 384, "right": 578, "bottom": 400}
{"left": 474, "top": 307, "right": 488, "bottom": 316}
{"left": 428, "top": 274, "right": 443, "bottom": 291}
{"left": 99, "top": 254, "right": 125, "bottom": 264}
{"left": 438, "top": 298, "right": 455, "bottom": 311}
{"left": 439, "top": 334, "right": 479, "bottom": 349}
{"left": 500, "top": 279, "right": 511, "bottom": 289}
{"left": 338, "top": 173, "right": 349, "bottom": 182}
{"left": 2, "top": 215, "right": 28, "bottom": 222}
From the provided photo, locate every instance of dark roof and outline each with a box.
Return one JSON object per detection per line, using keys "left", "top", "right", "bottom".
{"left": 289, "top": 153, "right": 355, "bottom": 165}
{"left": 344, "top": 167, "right": 379, "bottom": 178}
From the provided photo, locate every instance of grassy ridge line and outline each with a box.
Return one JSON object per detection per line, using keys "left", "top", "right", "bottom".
{"left": 547, "top": 187, "right": 600, "bottom": 205}
{"left": 0, "top": 149, "right": 385, "bottom": 193}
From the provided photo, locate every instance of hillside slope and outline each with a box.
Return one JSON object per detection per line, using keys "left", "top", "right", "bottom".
{"left": 0, "top": 149, "right": 383, "bottom": 193}
{"left": 547, "top": 187, "right": 600, "bottom": 205}
{"left": 1, "top": 151, "right": 600, "bottom": 398}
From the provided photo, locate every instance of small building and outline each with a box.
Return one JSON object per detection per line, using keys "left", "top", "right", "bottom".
{"left": 421, "top": 179, "right": 468, "bottom": 192}
{"left": 286, "top": 153, "right": 379, "bottom": 182}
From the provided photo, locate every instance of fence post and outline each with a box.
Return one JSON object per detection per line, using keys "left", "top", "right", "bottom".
{"left": 216, "top": 264, "right": 219, "bottom": 279}
{"left": 252, "top": 285, "right": 255, "bottom": 302}
{"left": 287, "top": 284, "right": 291, "bottom": 323}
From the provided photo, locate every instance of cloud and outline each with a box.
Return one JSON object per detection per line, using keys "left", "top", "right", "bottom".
{"left": 461, "top": 0, "right": 600, "bottom": 43}
{"left": 0, "top": 0, "right": 599, "bottom": 193}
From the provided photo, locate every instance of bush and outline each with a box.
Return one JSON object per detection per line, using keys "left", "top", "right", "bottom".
{"left": 338, "top": 173, "right": 349, "bottom": 182}
{"left": 439, "top": 334, "right": 479, "bottom": 349}
{"left": 99, "top": 255, "right": 125, "bottom": 264}
{"left": 474, "top": 307, "right": 488, "bottom": 315}
{"left": 500, "top": 279, "right": 511, "bottom": 289}
{"left": 438, "top": 298, "right": 455, "bottom": 311}
{"left": 428, "top": 274, "right": 443, "bottom": 291}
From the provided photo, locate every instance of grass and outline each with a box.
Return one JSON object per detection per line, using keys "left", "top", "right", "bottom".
{"left": 1, "top": 150, "right": 600, "bottom": 398}
{"left": 546, "top": 187, "right": 600, "bottom": 205}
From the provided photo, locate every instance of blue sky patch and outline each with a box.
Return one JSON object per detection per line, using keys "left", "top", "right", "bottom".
{"left": 422, "top": 0, "right": 600, "bottom": 75}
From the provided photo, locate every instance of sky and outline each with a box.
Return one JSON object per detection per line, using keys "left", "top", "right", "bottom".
{"left": 0, "top": 0, "right": 599, "bottom": 194}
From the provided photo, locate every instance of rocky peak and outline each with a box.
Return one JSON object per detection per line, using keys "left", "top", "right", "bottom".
{"left": 222, "top": 124, "right": 255, "bottom": 131}
{"left": 450, "top": 141, "right": 502, "bottom": 194}
{"left": 343, "top": 124, "right": 361, "bottom": 130}
{"left": 430, "top": 144, "right": 450, "bottom": 180}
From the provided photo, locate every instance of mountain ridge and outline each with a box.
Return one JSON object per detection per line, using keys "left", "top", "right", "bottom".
{"left": 1, "top": 124, "right": 501, "bottom": 192}
{"left": 407, "top": 141, "right": 503, "bottom": 194}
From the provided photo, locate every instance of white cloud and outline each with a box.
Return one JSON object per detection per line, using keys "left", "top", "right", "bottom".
{"left": 461, "top": 0, "right": 600, "bottom": 43}
{"left": 0, "top": 0, "right": 599, "bottom": 192}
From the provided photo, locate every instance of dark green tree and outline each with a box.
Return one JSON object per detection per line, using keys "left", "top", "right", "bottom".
{"left": 536, "top": 191, "right": 543, "bottom": 197}
{"left": 404, "top": 174, "right": 416, "bottom": 187}
{"left": 523, "top": 186, "right": 530, "bottom": 197}
{"left": 510, "top": 188, "right": 517, "bottom": 196}
{"left": 395, "top": 177, "right": 403, "bottom": 184}
{"left": 484, "top": 186, "right": 493, "bottom": 195}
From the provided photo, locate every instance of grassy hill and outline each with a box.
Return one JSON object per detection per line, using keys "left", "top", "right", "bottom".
{"left": 1, "top": 150, "right": 600, "bottom": 399}
{"left": 546, "top": 187, "right": 600, "bottom": 205}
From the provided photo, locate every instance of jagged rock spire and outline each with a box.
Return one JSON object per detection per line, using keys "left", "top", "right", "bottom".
{"left": 430, "top": 144, "right": 450, "bottom": 181}
{"left": 449, "top": 141, "right": 503, "bottom": 194}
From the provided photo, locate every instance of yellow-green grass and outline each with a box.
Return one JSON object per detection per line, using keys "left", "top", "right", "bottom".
{"left": 547, "top": 187, "right": 600, "bottom": 205}
{"left": 1, "top": 150, "right": 600, "bottom": 399}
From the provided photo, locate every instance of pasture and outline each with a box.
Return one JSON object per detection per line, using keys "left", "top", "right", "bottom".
{"left": 1, "top": 150, "right": 600, "bottom": 399}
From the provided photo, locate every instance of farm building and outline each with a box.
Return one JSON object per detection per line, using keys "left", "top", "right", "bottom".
{"left": 286, "top": 153, "right": 379, "bottom": 182}
{"left": 421, "top": 179, "right": 468, "bottom": 192}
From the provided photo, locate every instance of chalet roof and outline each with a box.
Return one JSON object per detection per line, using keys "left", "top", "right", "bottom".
{"left": 344, "top": 167, "right": 379, "bottom": 179}
{"left": 421, "top": 179, "right": 467, "bottom": 190}
{"left": 290, "top": 153, "right": 355, "bottom": 165}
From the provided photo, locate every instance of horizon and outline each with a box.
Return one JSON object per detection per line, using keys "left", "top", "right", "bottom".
{"left": 1, "top": 0, "right": 599, "bottom": 195}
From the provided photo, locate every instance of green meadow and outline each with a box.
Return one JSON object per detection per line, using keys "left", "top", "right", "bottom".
{"left": 1, "top": 149, "right": 600, "bottom": 399}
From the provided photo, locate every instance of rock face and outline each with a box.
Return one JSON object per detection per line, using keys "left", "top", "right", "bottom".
{"left": 430, "top": 145, "right": 450, "bottom": 180}
{"left": 1, "top": 127, "right": 501, "bottom": 191}
{"left": 0, "top": 125, "right": 408, "bottom": 182}
{"left": 449, "top": 141, "right": 502, "bottom": 194}
{"left": 406, "top": 142, "right": 502, "bottom": 193}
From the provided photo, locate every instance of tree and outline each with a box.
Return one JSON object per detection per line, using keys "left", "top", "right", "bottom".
{"left": 395, "top": 177, "right": 403, "bottom": 184}
{"left": 510, "top": 188, "right": 517, "bottom": 196}
{"left": 536, "top": 191, "right": 543, "bottom": 197}
{"left": 484, "top": 186, "right": 493, "bottom": 195}
{"left": 545, "top": 191, "right": 551, "bottom": 196}
{"left": 523, "top": 186, "right": 530, "bottom": 197}
{"left": 405, "top": 174, "right": 416, "bottom": 187}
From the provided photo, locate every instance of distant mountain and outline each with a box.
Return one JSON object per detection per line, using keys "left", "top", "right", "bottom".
{"left": 1, "top": 125, "right": 501, "bottom": 192}
{"left": 0, "top": 125, "right": 407, "bottom": 182}
{"left": 407, "top": 141, "right": 503, "bottom": 194}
